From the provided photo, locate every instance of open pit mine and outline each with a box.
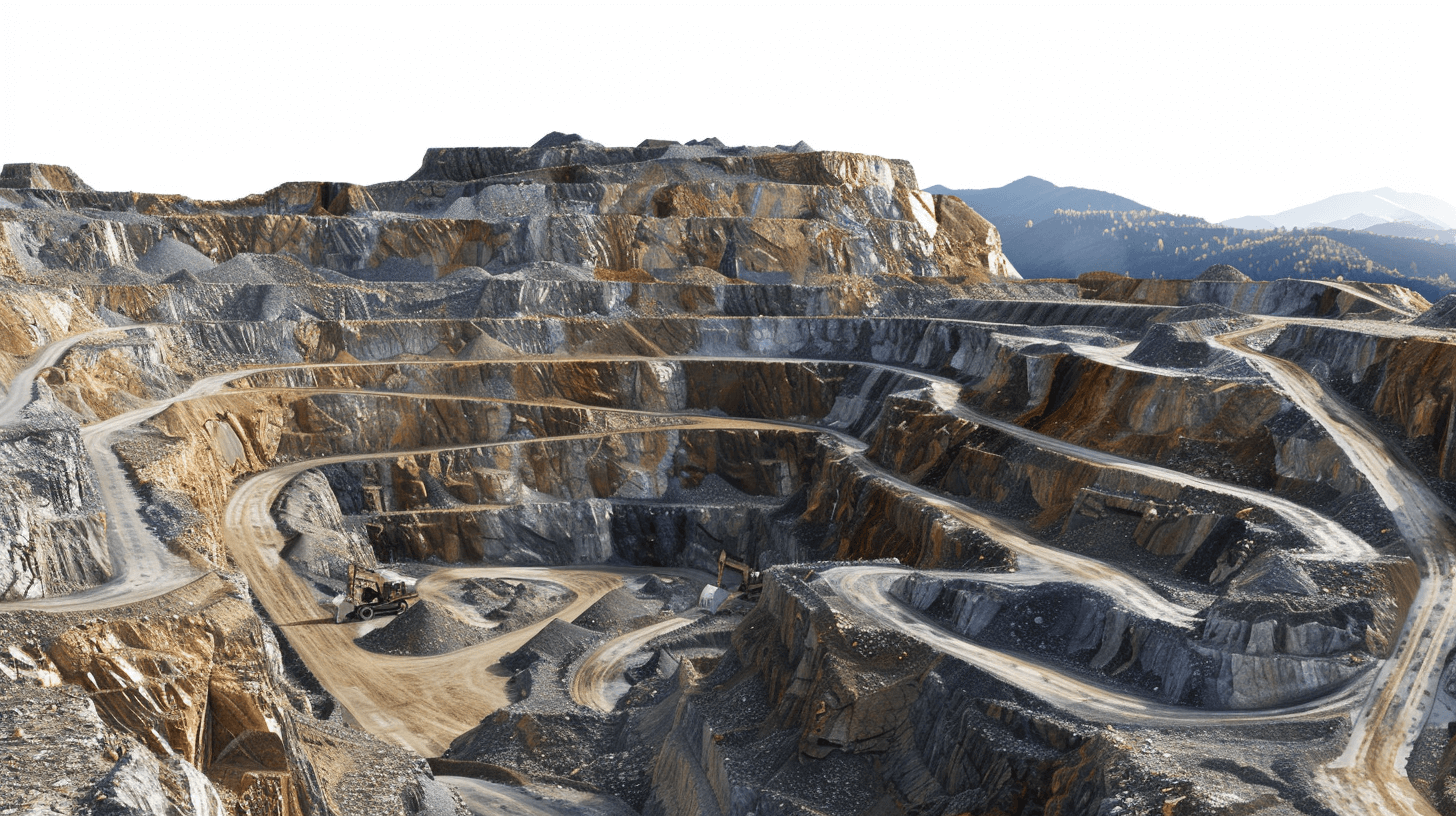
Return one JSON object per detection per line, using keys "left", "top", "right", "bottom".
{"left": 4, "top": 134, "right": 1456, "bottom": 816}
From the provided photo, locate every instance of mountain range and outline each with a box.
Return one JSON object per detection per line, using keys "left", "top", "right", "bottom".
{"left": 925, "top": 177, "right": 1145, "bottom": 229}
{"left": 1222, "top": 188, "right": 1456, "bottom": 233}
{"left": 933, "top": 177, "right": 1456, "bottom": 299}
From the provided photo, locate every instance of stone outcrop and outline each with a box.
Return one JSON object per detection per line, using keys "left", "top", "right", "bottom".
{"left": 894, "top": 570, "right": 1385, "bottom": 709}
{"left": 614, "top": 566, "right": 1221, "bottom": 815}
{"left": 2, "top": 573, "right": 445, "bottom": 816}
{"left": 0, "top": 163, "right": 94, "bottom": 192}
{"left": 273, "top": 470, "right": 376, "bottom": 581}
{"left": 1265, "top": 322, "right": 1456, "bottom": 480}
{"left": 1074, "top": 269, "right": 1428, "bottom": 319}
{"left": 2, "top": 138, "right": 1019, "bottom": 288}
{"left": 0, "top": 386, "right": 109, "bottom": 600}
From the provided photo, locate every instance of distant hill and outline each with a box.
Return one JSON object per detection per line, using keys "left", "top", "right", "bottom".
{"left": 1222, "top": 215, "right": 1277, "bottom": 231}
{"left": 932, "top": 178, "right": 1456, "bottom": 298}
{"left": 1364, "top": 221, "right": 1456, "bottom": 245}
{"left": 1222, "top": 188, "right": 1456, "bottom": 230}
{"left": 968, "top": 207, "right": 1456, "bottom": 300}
{"left": 926, "top": 176, "right": 1147, "bottom": 233}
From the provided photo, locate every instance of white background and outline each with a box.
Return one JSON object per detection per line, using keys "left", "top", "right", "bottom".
{"left": 3, "top": 1, "right": 1450, "bottom": 222}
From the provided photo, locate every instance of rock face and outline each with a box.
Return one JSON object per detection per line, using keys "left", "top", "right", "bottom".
{"left": 1, "top": 140, "right": 1019, "bottom": 288}
{"left": 2, "top": 136, "right": 1452, "bottom": 816}
{"left": 0, "top": 163, "right": 94, "bottom": 192}
{"left": 1074, "top": 268, "right": 1428, "bottom": 318}
{"left": 0, "top": 385, "right": 109, "bottom": 600}
{"left": 274, "top": 469, "right": 375, "bottom": 581}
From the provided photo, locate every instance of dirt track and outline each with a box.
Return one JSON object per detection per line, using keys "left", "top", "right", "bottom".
{"left": 1219, "top": 325, "right": 1456, "bottom": 816}
{"left": 570, "top": 614, "right": 699, "bottom": 712}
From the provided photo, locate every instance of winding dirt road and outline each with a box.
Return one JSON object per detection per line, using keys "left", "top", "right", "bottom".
{"left": 1218, "top": 326, "right": 1456, "bottom": 816}
{"left": 823, "top": 564, "right": 1371, "bottom": 725}
{"left": 570, "top": 613, "right": 700, "bottom": 712}
{"left": 223, "top": 438, "right": 724, "bottom": 755}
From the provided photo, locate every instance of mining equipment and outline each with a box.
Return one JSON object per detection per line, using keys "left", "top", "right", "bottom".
{"left": 336, "top": 563, "right": 418, "bottom": 623}
{"left": 699, "top": 550, "right": 763, "bottom": 613}
{"left": 716, "top": 550, "right": 763, "bottom": 595}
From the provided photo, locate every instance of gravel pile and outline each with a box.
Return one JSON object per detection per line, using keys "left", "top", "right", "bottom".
{"left": 1194, "top": 264, "right": 1252, "bottom": 282}
{"left": 355, "top": 599, "right": 488, "bottom": 656}
{"left": 631, "top": 574, "right": 702, "bottom": 615}
{"left": 492, "top": 262, "right": 597, "bottom": 282}
{"left": 1127, "top": 320, "right": 1263, "bottom": 380}
{"left": 500, "top": 618, "right": 602, "bottom": 672}
{"left": 96, "top": 263, "right": 160, "bottom": 285}
{"left": 456, "top": 331, "right": 522, "bottom": 360}
{"left": 573, "top": 587, "right": 662, "bottom": 635}
{"left": 1156, "top": 303, "right": 1260, "bottom": 335}
{"left": 1413, "top": 294, "right": 1456, "bottom": 329}
{"left": 1227, "top": 551, "right": 1320, "bottom": 597}
{"left": 1126, "top": 323, "right": 1216, "bottom": 369}
{"left": 198, "top": 252, "right": 355, "bottom": 286}
{"left": 135, "top": 237, "right": 215, "bottom": 276}
{"left": 456, "top": 576, "right": 574, "bottom": 632}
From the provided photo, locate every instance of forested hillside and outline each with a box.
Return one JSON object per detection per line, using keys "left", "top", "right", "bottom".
{"left": 994, "top": 208, "right": 1456, "bottom": 299}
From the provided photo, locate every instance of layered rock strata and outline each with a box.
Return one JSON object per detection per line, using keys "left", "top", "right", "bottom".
{"left": 0, "top": 138, "right": 1450, "bottom": 816}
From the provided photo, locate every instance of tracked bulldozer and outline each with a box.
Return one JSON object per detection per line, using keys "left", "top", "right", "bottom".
{"left": 336, "top": 563, "right": 418, "bottom": 623}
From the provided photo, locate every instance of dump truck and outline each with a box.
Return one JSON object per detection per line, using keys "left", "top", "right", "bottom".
{"left": 336, "top": 563, "right": 418, "bottom": 623}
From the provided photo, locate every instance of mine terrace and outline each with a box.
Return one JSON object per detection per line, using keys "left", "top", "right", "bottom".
{"left": 3, "top": 135, "right": 1456, "bottom": 815}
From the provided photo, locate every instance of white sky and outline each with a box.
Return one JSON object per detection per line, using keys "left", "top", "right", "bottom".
{"left": 5, "top": 1, "right": 1451, "bottom": 223}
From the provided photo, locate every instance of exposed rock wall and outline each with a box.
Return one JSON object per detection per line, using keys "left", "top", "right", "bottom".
{"left": 273, "top": 470, "right": 376, "bottom": 581}
{"left": 1075, "top": 273, "right": 1428, "bottom": 320}
{"left": 0, "top": 682, "right": 226, "bottom": 816}
{"left": 50, "top": 331, "right": 186, "bottom": 421}
{"left": 969, "top": 343, "right": 1370, "bottom": 501}
{"left": 4, "top": 143, "right": 1019, "bottom": 287}
{"left": 864, "top": 391, "right": 1382, "bottom": 572}
{"left": 2, "top": 572, "right": 442, "bottom": 816}
{"left": 894, "top": 572, "right": 1374, "bottom": 709}
{"left": 9, "top": 577, "right": 309, "bottom": 814}
{"left": 0, "top": 274, "right": 103, "bottom": 382}
{"left": 630, "top": 567, "right": 1211, "bottom": 815}
{"left": 117, "top": 393, "right": 289, "bottom": 565}
{"left": 1, "top": 162, "right": 95, "bottom": 192}
{"left": 1266, "top": 323, "right": 1456, "bottom": 480}
{"left": 0, "top": 386, "right": 109, "bottom": 600}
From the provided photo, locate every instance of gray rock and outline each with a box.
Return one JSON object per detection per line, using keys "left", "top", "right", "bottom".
{"left": 92, "top": 745, "right": 171, "bottom": 816}
{"left": 1195, "top": 263, "right": 1252, "bottom": 282}
{"left": 533, "top": 131, "right": 596, "bottom": 149}
{"left": 134, "top": 237, "right": 215, "bottom": 276}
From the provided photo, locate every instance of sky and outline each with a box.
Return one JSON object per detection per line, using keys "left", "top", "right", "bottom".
{"left": 4, "top": 1, "right": 1452, "bottom": 223}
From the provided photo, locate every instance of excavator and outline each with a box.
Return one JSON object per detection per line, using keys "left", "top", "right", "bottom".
{"left": 335, "top": 563, "right": 418, "bottom": 623}
{"left": 700, "top": 550, "right": 763, "bottom": 613}
{"left": 716, "top": 550, "right": 762, "bottom": 594}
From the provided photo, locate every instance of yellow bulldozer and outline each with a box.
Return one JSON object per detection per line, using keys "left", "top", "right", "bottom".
{"left": 335, "top": 563, "right": 418, "bottom": 623}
